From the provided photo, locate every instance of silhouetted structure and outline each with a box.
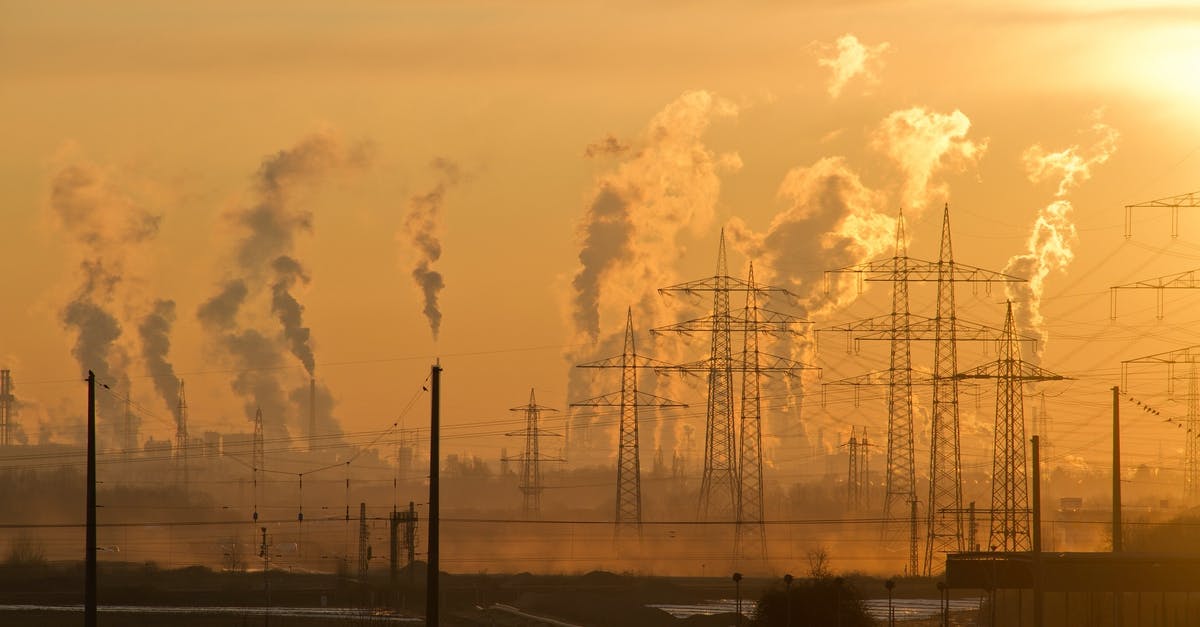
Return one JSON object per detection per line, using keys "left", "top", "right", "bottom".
{"left": 655, "top": 237, "right": 813, "bottom": 559}
{"left": 1121, "top": 345, "right": 1200, "bottom": 503}
{"left": 575, "top": 309, "right": 683, "bottom": 542}
{"left": 959, "top": 302, "right": 1066, "bottom": 551}
{"left": 0, "top": 370, "right": 13, "bottom": 447}
{"left": 503, "top": 389, "right": 562, "bottom": 518}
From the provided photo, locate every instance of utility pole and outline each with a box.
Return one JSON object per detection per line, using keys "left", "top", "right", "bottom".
{"left": 1032, "top": 435, "right": 1044, "bottom": 627}
{"left": 1112, "top": 385, "right": 1122, "bottom": 552}
{"left": 259, "top": 526, "right": 271, "bottom": 625}
{"left": 86, "top": 371, "right": 97, "bottom": 627}
{"left": 503, "top": 389, "right": 563, "bottom": 519}
{"left": 358, "top": 502, "right": 369, "bottom": 580}
{"left": 426, "top": 362, "right": 440, "bottom": 627}
{"left": 574, "top": 308, "right": 685, "bottom": 543}
{"left": 958, "top": 302, "right": 1067, "bottom": 552}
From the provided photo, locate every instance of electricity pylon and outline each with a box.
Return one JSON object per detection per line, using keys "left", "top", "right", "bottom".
{"left": 0, "top": 370, "right": 13, "bottom": 447}
{"left": 253, "top": 407, "right": 264, "bottom": 522}
{"left": 1121, "top": 345, "right": 1200, "bottom": 504}
{"left": 654, "top": 234, "right": 814, "bottom": 525}
{"left": 655, "top": 253, "right": 816, "bottom": 559}
{"left": 503, "top": 389, "right": 563, "bottom": 519}
{"left": 1124, "top": 190, "right": 1200, "bottom": 238}
{"left": 822, "top": 206, "right": 1026, "bottom": 575}
{"left": 958, "top": 301, "right": 1067, "bottom": 552}
{"left": 573, "top": 308, "right": 685, "bottom": 542}
{"left": 844, "top": 427, "right": 871, "bottom": 511}
{"left": 175, "top": 379, "right": 189, "bottom": 492}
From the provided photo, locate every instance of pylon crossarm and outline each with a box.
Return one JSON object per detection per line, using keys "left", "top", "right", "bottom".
{"left": 508, "top": 404, "right": 559, "bottom": 413}
{"left": 1127, "top": 191, "right": 1200, "bottom": 209}
{"left": 824, "top": 369, "right": 935, "bottom": 387}
{"left": 840, "top": 317, "right": 1038, "bottom": 345}
{"left": 750, "top": 352, "right": 821, "bottom": 375}
{"left": 1124, "top": 345, "right": 1200, "bottom": 365}
{"left": 575, "top": 353, "right": 677, "bottom": 369}
{"left": 1112, "top": 268, "right": 1200, "bottom": 291}
{"left": 569, "top": 390, "right": 686, "bottom": 408}
{"left": 826, "top": 256, "right": 1025, "bottom": 284}
{"left": 955, "top": 361, "right": 1070, "bottom": 381}
{"left": 659, "top": 274, "right": 798, "bottom": 298}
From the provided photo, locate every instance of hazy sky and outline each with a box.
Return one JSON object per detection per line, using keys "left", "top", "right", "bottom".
{"left": 3, "top": 0, "right": 1200, "bottom": 479}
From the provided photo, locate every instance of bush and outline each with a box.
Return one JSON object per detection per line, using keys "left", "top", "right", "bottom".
{"left": 752, "top": 577, "right": 873, "bottom": 627}
{"left": 5, "top": 533, "right": 46, "bottom": 568}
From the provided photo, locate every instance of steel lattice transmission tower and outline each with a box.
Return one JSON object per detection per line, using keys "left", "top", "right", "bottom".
{"left": 844, "top": 427, "right": 870, "bottom": 511}
{"left": 503, "top": 389, "right": 563, "bottom": 519}
{"left": 655, "top": 236, "right": 814, "bottom": 531}
{"left": 0, "top": 370, "right": 13, "bottom": 448}
{"left": 1121, "top": 345, "right": 1200, "bottom": 503}
{"left": 253, "top": 406, "right": 265, "bottom": 522}
{"left": 175, "top": 379, "right": 189, "bottom": 491}
{"left": 732, "top": 263, "right": 817, "bottom": 558}
{"left": 822, "top": 207, "right": 1026, "bottom": 574}
{"left": 958, "top": 302, "right": 1066, "bottom": 552}
{"left": 573, "top": 308, "right": 685, "bottom": 542}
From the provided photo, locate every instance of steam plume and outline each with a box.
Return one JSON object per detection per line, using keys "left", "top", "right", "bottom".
{"left": 1005, "top": 118, "right": 1119, "bottom": 354}
{"left": 817, "top": 34, "right": 890, "bottom": 98}
{"left": 568, "top": 90, "right": 740, "bottom": 462}
{"left": 872, "top": 107, "right": 988, "bottom": 211}
{"left": 570, "top": 89, "right": 740, "bottom": 343}
{"left": 138, "top": 299, "right": 179, "bottom": 413}
{"left": 49, "top": 150, "right": 161, "bottom": 444}
{"left": 198, "top": 131, "right": 370, "bottom": 435}
{"left": 403, "top": 158, "right": 461, "bottom": 340}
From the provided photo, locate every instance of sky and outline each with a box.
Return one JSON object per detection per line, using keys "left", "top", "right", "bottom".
{"left": 3, "top": 0, "right": 1200, "bottom": 483}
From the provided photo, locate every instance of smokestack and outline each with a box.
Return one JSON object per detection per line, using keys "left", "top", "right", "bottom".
{"left": 309, "top": 377, "right": 316, "bottom": 453}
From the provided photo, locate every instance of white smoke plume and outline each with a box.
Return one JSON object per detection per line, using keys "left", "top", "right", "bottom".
{"left": 817, "top": 34, "right": 890, "bottom": 99}
{"left": 567, "top": 90, "right": 740, "bottom": 462}
{"left": 198, "top": 132, "right": 370, "bottom": 437}
{"left": 571, "top": 89, "right": 740, "bottom": 342}
{"left": 872, "top": 107, "right": 988, "bottom": 212}
{"left": 48, "top": 148, "right": 161, "bottom": 445}
{"left": 403, "top": 158, "right": 461, "bottom": 341}
{"left": 727, "top": 156, "right": 892, "bottom": 322}
{"left": 1005, "top": 118, "right": 1120, "bottom": 354}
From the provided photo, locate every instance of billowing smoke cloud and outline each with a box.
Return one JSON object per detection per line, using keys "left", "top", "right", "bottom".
{"left": 48, "top": 149, "right": 162, "bottom": 445}
{"left": 138, "top": 299, "right": 179, "bottom": 413}
{"left": 271, "top": 256, "right": 314, "bottom": 375}
{"left": 571, "top": 90, "right": 741, "bottom": 343}
{"left": 567, "top": 90, "right": 740, "bottom": 463}
{"left": 817, "top": 34, "right": 890, "bottom": 98}
{"left": 872, "top": 107, "right": 988, "bottom": 211}
{"left": 728, "top": 157, "right": 893, "bottom": 319}
{"left": 1005, "top": 118, "right": 1119, "bottom": 354}
{"left": 403, "top": 158, "right": 461, "bottom": 340}
{"left": 198, "top": 131, "right": 370, "bottom": 436}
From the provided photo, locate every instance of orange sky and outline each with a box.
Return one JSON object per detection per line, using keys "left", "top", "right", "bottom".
{"left": 3, "top": 1, "right": 1200, "bottom": 483}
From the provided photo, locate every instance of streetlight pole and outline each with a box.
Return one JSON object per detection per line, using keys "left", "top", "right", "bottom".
{"left": 783, "top": 574, "right": 793, "bottom": 627}
{"left": 732, "top": 572, "right": 743, "bottom": 627}
{"left": 886, "top": 579, "right": 895, "bottom": 627}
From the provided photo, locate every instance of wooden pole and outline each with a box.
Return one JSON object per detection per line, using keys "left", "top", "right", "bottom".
{"left": 426, "top": 363, "right": 441, "bottom": 626}
{"left": 85, "top": 371, "right": 97, "bottom": 627}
